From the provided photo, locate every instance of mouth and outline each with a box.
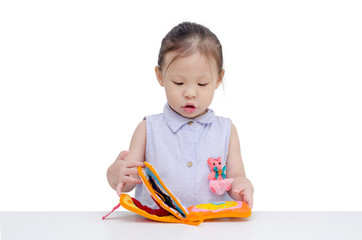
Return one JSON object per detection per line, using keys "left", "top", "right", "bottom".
{"left": 182, "top": 104, "right": 196, "bottom": 114}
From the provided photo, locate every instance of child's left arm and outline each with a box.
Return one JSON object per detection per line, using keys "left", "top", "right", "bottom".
{"left": 227, "top": 123, "right": 254, "bottom": 209}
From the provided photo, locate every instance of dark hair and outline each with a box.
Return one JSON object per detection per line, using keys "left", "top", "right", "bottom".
{"left": 157, "top": 22, "right": 223, "bottom": 75}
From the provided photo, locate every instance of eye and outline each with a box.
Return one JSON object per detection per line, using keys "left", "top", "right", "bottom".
{"left": 218, "top": 162, "right": 221, "bottom": 165}
{"left": 198, "top": 83, "right": 209, "bottom": 87}
{"left": 173, "top": 81, "right": 183, "bottom": 86}
{"left": 213, "top": 163, "right": 215, "bottom": 165}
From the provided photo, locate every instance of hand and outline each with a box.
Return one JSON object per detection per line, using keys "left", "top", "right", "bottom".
{"left": 107, "top": 150, "right": 145, "bottom": 196}
{"left": 229, "top": 177, "right": 254, "bottom": 209}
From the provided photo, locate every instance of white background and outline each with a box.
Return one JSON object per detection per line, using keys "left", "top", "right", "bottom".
{"left": 0, "top": 0, "right": 361, "bottom": 211}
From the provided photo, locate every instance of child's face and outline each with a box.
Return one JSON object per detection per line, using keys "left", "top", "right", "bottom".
{"left": 156, "top": 52, "right": 224, "bottom": 119}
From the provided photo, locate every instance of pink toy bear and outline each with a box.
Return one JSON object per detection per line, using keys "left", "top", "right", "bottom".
{"left": 207, "top": 157, "right": 233, "bottom": 195}
{"left": 207, "top": 157, "right": 225, "bottom": 180}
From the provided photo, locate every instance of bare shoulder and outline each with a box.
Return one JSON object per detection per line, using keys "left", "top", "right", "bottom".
{"left": 131, "top": 119, "right": 147, "bottom": 143}
{"left": 126, "top": 120, "right": 147, "bottom": 162}
{"left": 229, "top": 122, "right": 240, "bottom": 145}
{"left": 227, "top": 122, "right": 246, "bottom": 178}
{"left": 231, "top": 121, "right": 237, "bottom": 129}
{"left": 228, "top": 121, "right": 241, "bottom": 156}
{"left": 135, "top": 119, "right": 146, "bottom": 133}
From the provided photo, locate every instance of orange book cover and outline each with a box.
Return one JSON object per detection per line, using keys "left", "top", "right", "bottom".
{"left": 103, "top": 162, "right": 251, "bottom": 225}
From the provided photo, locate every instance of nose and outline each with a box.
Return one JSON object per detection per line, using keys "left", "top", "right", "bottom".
{"left": 184, "top": 86, "right": 196, "bottom": 99}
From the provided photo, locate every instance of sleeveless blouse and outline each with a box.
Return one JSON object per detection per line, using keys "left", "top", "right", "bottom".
{"left": 135, "top": 103, "right": 232, "bottom": 207}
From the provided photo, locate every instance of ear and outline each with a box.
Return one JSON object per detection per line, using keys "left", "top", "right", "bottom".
{"left": 207, "top": 157, "right": 213, "bottom": 165}
{"left": 155, "top": 66, "right": 164, "bottom": 87}
{"left": 215, "top": 69, "right": 225, "bottom": 89}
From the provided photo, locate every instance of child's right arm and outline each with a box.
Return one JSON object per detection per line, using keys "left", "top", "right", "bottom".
{"left": 106, "top": 120, "right": 146, "bottom": 195}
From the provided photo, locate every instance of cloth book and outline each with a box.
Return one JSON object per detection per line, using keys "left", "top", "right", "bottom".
{"left": 103, "top": 162, "right": 251, "bottom": 225}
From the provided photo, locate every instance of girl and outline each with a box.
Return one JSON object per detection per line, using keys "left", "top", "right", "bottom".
{"left": 107, "top": 22, "right": 254, "bottom": 209}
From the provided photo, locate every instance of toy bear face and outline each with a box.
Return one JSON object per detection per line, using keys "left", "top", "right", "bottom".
{"left": 207, "top": 157, "right": 222, "bottom": 170}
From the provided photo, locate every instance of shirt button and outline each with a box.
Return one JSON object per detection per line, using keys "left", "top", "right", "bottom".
{"left": 187, "top": 161, "right": 193, "bottom": 167}
{"left": 188, "top": 121, "right": 193, "bottom": 125}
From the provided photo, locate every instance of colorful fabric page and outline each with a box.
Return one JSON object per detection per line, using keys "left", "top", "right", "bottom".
{"left": 138, "top": 162, "right": 189, "bottom": 220}
{"left": 187, "top": 201, "right": 251, "bottom": 219}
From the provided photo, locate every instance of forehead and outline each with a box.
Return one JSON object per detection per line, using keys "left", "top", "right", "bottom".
{"left": 163, "top": 52, "right": 218, "bottom": 78}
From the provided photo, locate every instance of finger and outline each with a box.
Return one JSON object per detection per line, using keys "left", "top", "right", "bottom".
{"left": 248, "top": 200, "right": 253, "bottom": 210}
{"left": 231, "top": 189, "right": 244, "bottom": 201}
{"left": 123, "top": 168, "right": 139, "bottom": 176}
{"left": 233, "top": 188, "right": 246, "bottom": 196}
{"left": 238, "top": 188, "right": 253, "bottom": 209}
{"left": 233, "top": 188, "right": 242, "bottom": 194}
{"left": 116, "top": 150, "right": 129, "bottom": 161}
{"left": 122, "top": 176, "right": 143, "bottom": 185}
{"left": 124, "top": 161, "right": 145, "bottom": 168}
{"left": 243, "top": 193, "right": 253, "bottom": 209}
{"left": 116, "top": 182, "right": 125, "bottom": 196}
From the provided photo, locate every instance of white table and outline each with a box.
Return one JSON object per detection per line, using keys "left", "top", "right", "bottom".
{"left": 0, "top": 211, "right": 361, "bottom": 240}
